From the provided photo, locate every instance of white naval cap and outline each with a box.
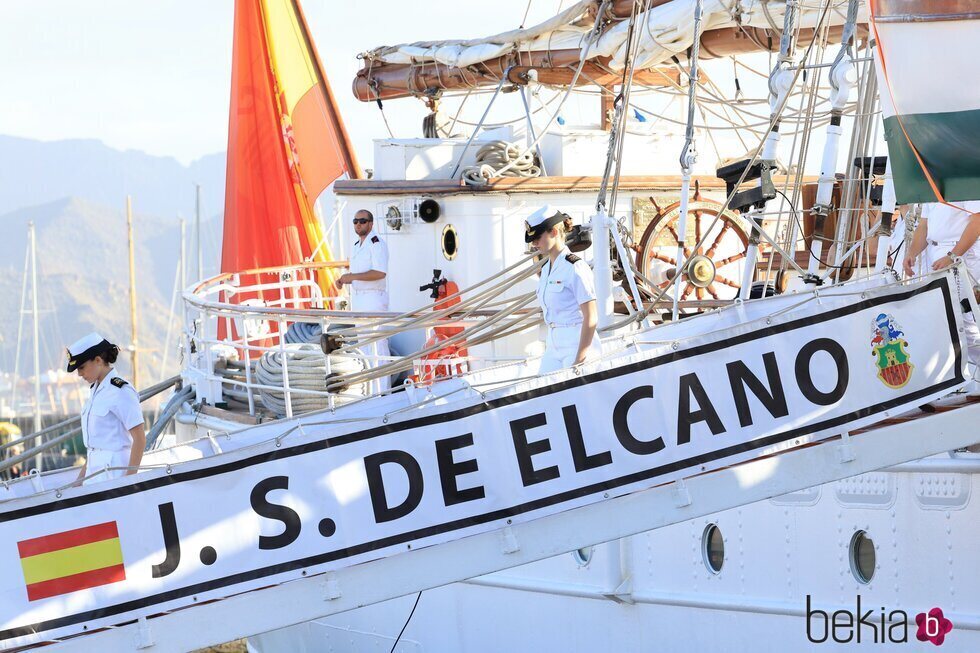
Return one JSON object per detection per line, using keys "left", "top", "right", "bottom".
{"left": 524, "top": 205, "right": 570, "bottom": 243}
{"left": 66, "top": 332, "right": 113, "bottom": 372}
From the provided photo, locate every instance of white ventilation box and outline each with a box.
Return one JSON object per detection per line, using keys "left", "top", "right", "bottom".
{"left": 540, "top": 127, "right": 685, "bottom": 177}
{"left": 373, "top": 128, "right": 514, "bottom": 181}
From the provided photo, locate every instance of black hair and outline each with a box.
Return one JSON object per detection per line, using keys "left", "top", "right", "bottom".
{"left": 96, "top": 344, "right": 120, "bottom": 366}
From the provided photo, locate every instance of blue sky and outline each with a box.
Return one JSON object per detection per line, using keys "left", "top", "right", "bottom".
{"left": 0, "top": 0, "right": 562, "bottom": 165}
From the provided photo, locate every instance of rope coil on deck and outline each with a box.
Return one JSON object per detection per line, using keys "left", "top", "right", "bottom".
{"left": 462, "top": 141, "right": 541, "bottom": 186}
{"left": 252, "top": 345, "right": 366, "bottom": 417}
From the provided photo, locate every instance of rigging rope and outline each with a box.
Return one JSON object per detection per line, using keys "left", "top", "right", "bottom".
{"left": 462, "top": 141, "right": 541, "bottom": 185}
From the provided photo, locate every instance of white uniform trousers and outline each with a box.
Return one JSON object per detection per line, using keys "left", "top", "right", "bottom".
{"left": 351, "top": 290, "right": 391, "bottom": 393}
{"left": 82, "top": 447, "right": 131, "bottom": 486}
{"left": 538, "top": 324, "right": 602, "bottom": 374}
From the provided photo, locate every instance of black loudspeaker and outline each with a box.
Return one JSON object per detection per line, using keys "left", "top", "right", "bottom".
{"left": 419, "top": 198, "right": 441, "bottom": 223}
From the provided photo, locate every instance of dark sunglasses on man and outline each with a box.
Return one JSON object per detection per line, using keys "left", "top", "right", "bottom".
{"left": 352, "top": 217, "right": 373, "bottom": 225}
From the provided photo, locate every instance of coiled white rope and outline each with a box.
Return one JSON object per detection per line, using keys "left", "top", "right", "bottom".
{"left": 461, "top": 140, "right": 541, "bottom": 186}
{"left": 254, "top": 344, "right": 365, "bottom": 417}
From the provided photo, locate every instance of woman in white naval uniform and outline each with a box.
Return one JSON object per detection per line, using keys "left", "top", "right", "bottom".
{"left": 526, "top": 206, "right": 602, "bottom": 374}
{"left": 335, "top": 209, "right": 391, "bottom": 391}
{"left": 67, "top": 333, "right": 145, "bottom": 486}
{"left": 904, "top": 200, "right": 980, "bottom": 394}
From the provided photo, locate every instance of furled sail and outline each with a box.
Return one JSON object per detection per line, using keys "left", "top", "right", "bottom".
{"left": 222, "top": 0, "right": 361, "bottom": 289}
{"left": 353, "top": 0, "right": 866, "bottom": 101}
{"left": 872, "top": 0, "right": 980, "bottom": 204}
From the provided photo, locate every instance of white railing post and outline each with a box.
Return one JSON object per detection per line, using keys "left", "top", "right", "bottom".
{"left": 243, "top": 338, "right": 256, "bottom": 416}
{"left": 279, "top": 319, "right": 293, "bottom": 419}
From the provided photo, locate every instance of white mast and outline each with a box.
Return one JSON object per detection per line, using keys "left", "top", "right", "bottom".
{"left": 179, "top": 215, "right": 187, "bottom": 291}
{"left": 126, "top": 196, "right": 141, "bottom": 389}
{"left": 11, "top": 236, "right": 30, "bottom": 415}
{"left": 195, "top": 184, "right": 203, "bottom": 281}
{"left": 29, "top": 221, "right": 42, "bottom": 472}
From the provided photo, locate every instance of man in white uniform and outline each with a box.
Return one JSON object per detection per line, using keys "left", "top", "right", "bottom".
{"left": 335, "top": 209, "right": 391, "bottom": 392}
{"left": 904, "top": 200, "right": 980, "bottom": 394}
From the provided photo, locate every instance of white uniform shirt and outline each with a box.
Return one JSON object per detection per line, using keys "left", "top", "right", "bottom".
{"left": 537, "top": 248, "right": 596, "bottom": 326}
{"left": 923, "top": 200, "right": 980, "bottom": 251}
{"left": 349, "top": 230, "right": 389, "bottom": 294}
{"left": 81, "top": 368, "right": 143, "bottom": 453}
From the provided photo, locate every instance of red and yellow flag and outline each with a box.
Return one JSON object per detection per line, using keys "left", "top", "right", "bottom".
{"left": 221, "top": 0, "right": 361, "bottom": 294}
{"left": 18, "top": 522, "right": 126, "bottom": 602}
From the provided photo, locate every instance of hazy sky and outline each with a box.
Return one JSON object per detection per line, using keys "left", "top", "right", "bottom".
{"left": 0, "top": 0, "right": 566, "bottom": 166}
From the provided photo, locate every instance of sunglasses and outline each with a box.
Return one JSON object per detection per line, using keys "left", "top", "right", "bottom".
{"left": 352, "top": 218, "right": 373, "bottom": 225}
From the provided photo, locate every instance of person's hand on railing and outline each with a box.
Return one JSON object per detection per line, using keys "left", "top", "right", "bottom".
{"left": 903, "top": 254, "right": 916, "bottom": 278}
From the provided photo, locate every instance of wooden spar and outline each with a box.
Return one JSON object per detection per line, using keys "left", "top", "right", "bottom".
{"left": 508, "top": 63, "right": 680, "bottom": 88}
{"left": 352, "top": 24, "right": 861, "bottom": 101}
{"left": 600, "top": 85, "right": 615, "bottom": 131}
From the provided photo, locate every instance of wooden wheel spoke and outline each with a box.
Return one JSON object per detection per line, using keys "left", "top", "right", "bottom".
{"left": 694, "top": 210, "right": 703, "bottom": 254}
{"left": 658, "top": 280, "right": 672, "bottom": 289}
{"left": 666, "top": 225, "right": 691, "bottom": 258}
{"left": 715, "top": 251, "right": 746, "bottom": 267}
{"left": 695, "top": 286, "right": 704, "bottom": 300}
{"left": 647, "top": 251, "right": 677, "bottom": 266}
{"left": 705, "top": 221, "right": 732, "bottom": 259}
{"left": 715, "top": 274, "right": 741, "bottom": 289}
{"left": 706, "top": 284, "right": 719, "bottom": 299}
{"left": 682, "top": 282, "right": 695, "bottom": 299}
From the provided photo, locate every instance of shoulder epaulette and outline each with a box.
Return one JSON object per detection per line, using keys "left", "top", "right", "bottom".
{"left": 353, "top": 239, "right": 360, "bottom": 247}
{"left": 371, "top": 235, "right": 380, "bottom": 243}
{"left": 565, "top": 253, "right": 581, "bottom": 264}
{"left": 110, "top": 377, "right": 128, "bottom": 388}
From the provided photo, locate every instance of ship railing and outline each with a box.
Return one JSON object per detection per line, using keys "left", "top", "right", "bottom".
{"left": 182, "top": 259, "right": 545, "bottom": 420}
{"left": 0, "top": 376, "right": 181, "bottom": 478}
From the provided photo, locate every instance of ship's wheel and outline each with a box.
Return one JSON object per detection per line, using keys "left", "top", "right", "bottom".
{"left": 634, "top": 192, "right": 751, "bottom": 305}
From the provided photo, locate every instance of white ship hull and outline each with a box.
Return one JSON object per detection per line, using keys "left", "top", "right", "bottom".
{"left": 253, "top": 452, "right": 980, "bottom": 652}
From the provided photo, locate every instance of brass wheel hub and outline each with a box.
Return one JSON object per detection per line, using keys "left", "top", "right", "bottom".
{"left": 686, "top": 254, "right": 716, "bottom": 288}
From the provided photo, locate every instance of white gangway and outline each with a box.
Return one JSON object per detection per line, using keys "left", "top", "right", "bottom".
{"left": 2, "top": 268, "right": 978, "bottom": 652}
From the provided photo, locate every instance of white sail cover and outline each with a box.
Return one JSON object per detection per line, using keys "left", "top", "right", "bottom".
{"left": 362, "top": 0, "right": 865, "bottom": 71}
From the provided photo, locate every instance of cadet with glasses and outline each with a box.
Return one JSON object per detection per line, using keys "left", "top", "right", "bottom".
{"left": 334, "top": 209, "right": 391, "bottom": 391}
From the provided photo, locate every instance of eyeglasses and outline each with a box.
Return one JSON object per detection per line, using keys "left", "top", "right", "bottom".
{"left": 352, "top": 218, "right": 373, "bottom": 225}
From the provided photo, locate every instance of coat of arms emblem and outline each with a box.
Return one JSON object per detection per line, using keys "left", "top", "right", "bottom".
{"left": 871, "top": 313, "right": 913, "bottom": 389}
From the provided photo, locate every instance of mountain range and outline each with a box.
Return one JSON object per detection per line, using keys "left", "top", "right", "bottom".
{"left": 0, "top": 135, "right": 225, "bottom": 395}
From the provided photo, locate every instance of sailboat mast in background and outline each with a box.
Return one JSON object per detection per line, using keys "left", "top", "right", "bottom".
{"left": 28, "top": 222, "right": 42, "bottom": 472}
{"left": 126, "top": 196, "right": 140, "bottom": 389}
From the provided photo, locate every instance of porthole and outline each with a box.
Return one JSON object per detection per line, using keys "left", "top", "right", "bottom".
{"left": 442, "top": 224, "right": 458, "bottom": 261}
{"left": 849, "top": 530, "right": 876, "bottom": 584}
{"left": 572, "top": 546, "right": 593, "bottom": 566}
{"left": 701, "top": 523, "right": 724, "bottom": 574}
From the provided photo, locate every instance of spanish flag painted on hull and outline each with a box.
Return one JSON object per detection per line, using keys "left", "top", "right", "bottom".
{"left": 18, "top": 522, "right": 125, "bottom": 602}
{"left": 221, "top": 0, "right": 361, "bottom": 292}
